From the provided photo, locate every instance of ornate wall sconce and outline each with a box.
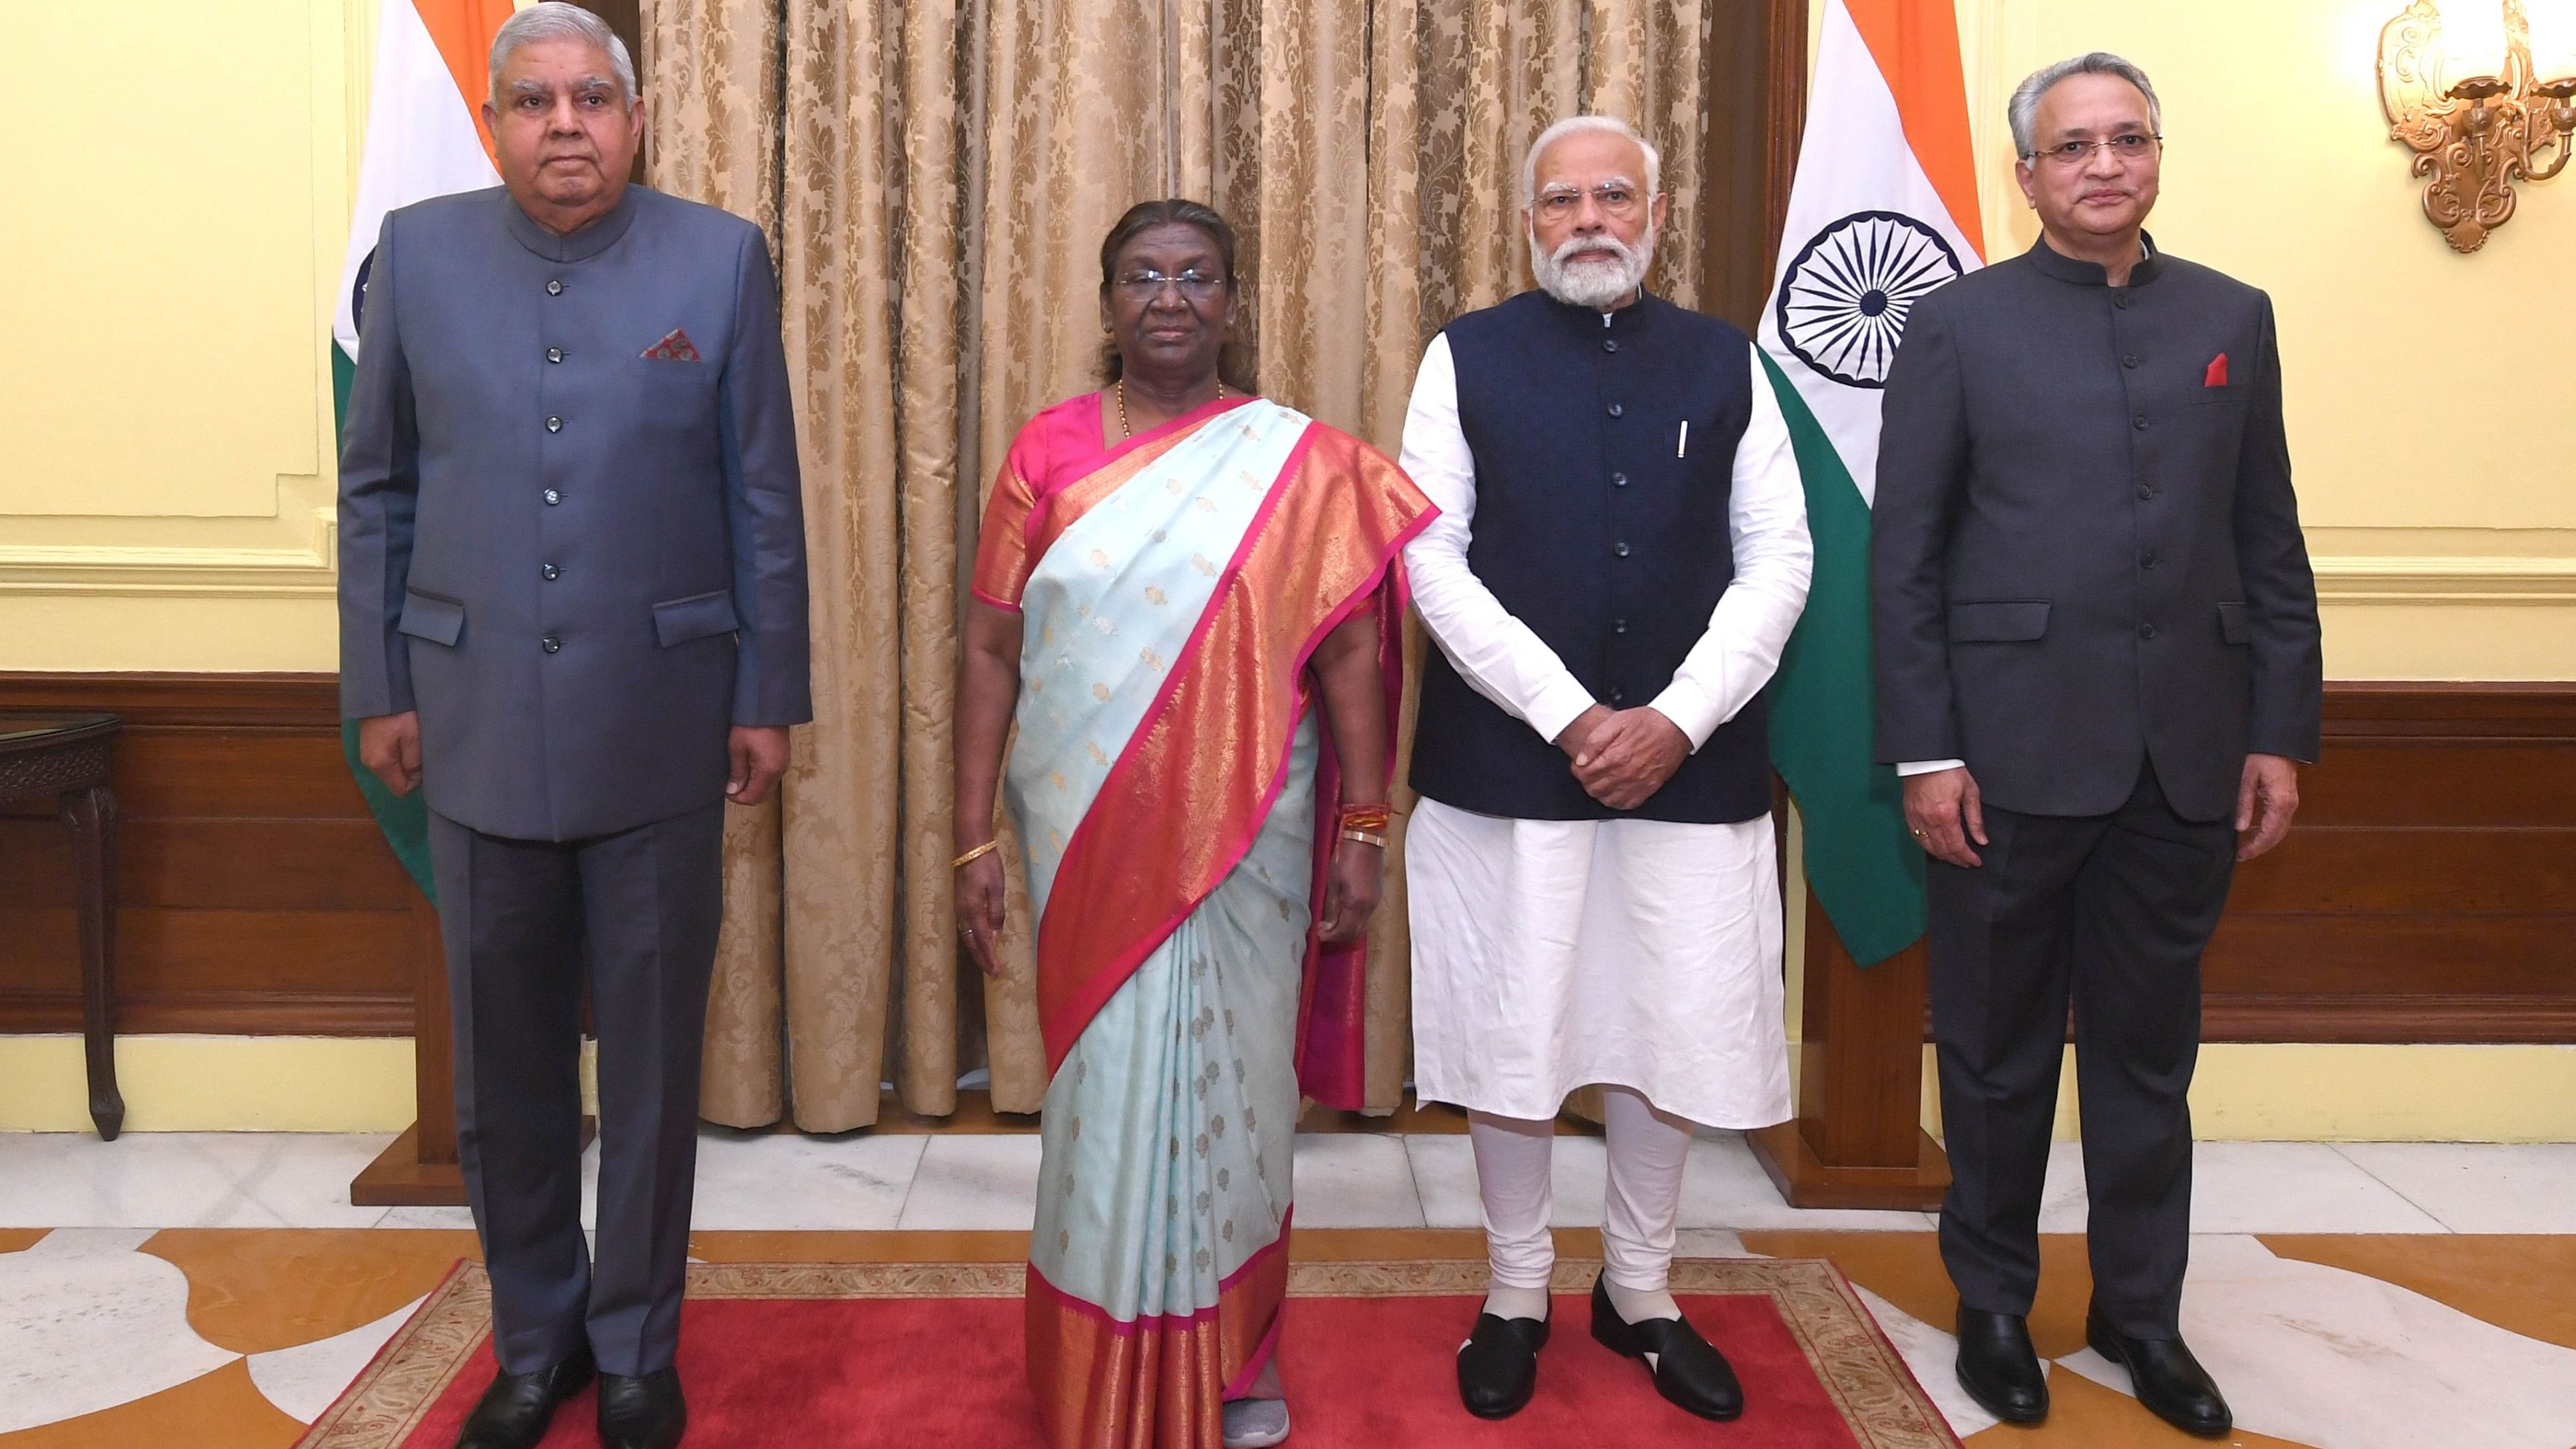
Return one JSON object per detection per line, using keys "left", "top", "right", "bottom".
{"left": 2379, "top": 0, "right": 2576, "bottom": 251}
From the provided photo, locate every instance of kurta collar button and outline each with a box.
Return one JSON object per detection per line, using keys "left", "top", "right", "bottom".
{"left": 547, "top": 347, "right": 564, "bottom": 363}
{"left": 2115, "top": 293, "right": 2131, "bottom": 309}
{"left": 546, "top": 279, "right": 564, "bottom": 296}
{"left": 1603, "top": 339, "right": 1620, "bottom": 353}
{"left": 1607, "top": 402, "right": 1625, "bottom": 418}
{"left": 546, "top": 416, "right": 563, "bottom": 432}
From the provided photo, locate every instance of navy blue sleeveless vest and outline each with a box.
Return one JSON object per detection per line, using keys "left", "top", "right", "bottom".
{"left": 1408, "top": 289, "right": 1772, "bottom": 825}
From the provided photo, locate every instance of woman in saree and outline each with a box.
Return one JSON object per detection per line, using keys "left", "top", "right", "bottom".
{"left": 952, "top": 200, "right": 1434, "bottom": 1448}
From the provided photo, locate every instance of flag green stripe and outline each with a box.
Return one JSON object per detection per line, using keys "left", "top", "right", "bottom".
{"left": 1761, "top": 352, "right": 1923, "bottom": 966}
{"left": 335, "top": 343, "right": 437, "bottom": 904}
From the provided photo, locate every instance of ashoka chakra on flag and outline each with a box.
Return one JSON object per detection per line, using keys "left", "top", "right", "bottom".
{"left": 1775, "top": 210, "right": 1963, "bottom": 389}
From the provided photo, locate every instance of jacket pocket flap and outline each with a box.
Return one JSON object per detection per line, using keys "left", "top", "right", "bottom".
{"left": 1947, "top": 600, "right": 2052, "bottom": 643}
{"left": 2217, "top": 601, "right": 2251, "bottom": 644}
{"left": 395, "top": 591, "right": 464, "bottom": 646}
{"left": 653, "top": 589, "right": 740, "bottom": 647}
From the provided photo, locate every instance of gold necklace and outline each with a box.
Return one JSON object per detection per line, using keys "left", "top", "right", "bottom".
{"left": 1117, "top": 376, "right": 1223, "bottom": 440}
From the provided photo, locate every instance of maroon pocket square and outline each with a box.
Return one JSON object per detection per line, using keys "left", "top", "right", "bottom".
{"left": 2204, "top": 353, "right": 2229, "bottom": 387}
{"left": 643, "top": 329, "right": 702, "bottom": 362}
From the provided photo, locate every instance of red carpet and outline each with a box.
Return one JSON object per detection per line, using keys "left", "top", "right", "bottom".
{"left": 296, "top": 1261, "right": 1956, "bottom": 1448}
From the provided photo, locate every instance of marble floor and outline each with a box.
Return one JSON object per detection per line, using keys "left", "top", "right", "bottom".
{"left": 4, "top": 1126, "right": 2574, "bottom": 1447}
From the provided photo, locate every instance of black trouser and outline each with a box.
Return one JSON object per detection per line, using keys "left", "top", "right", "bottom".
{"left": 1927, "top": 762, "right": 2235, "bottom": 1339}
{"left": 426, "top": 801, "right": 725, "bottom": 1376}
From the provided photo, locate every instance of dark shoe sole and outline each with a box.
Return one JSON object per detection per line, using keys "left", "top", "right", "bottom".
{"left": 1953, "top": 1359, "right": 2048, "bottom": 1425}
{"left": 2084, "top": 1325, "right": 2231, "bottom": 1439}
{"left": 1590, "top": 1295, "right": 1743, "bottom": 1422}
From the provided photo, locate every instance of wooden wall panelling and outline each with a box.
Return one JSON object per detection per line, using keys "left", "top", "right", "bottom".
{"left": 0, "top": 673, "right": 422, "bottom": 1035}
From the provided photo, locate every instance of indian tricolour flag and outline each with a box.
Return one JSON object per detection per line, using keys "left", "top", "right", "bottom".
{"left": 333, "top": 0, "right": 518, "bottom": 898}
{"left": 1758, "top": 0, "right": 1986, "bottom": 967}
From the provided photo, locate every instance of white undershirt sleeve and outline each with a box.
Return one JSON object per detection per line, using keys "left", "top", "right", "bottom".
{"left": 1645, "top": 342, "right": 1815, "bottom": 750}
{"left": 1398, "top": 333, "right": 1599, "bottom": 746}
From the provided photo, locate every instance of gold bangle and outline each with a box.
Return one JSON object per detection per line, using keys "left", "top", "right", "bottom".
{"left": 952, "top": 840, "right": 1000, "bottom": 870}
{"left": 1341, "top": 828, "right": 1388, "bottom": 849}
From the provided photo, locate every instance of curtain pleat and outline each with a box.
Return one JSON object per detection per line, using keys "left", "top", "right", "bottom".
{"left": 647, "top": 0, "right": 1717, "bottom": 1124}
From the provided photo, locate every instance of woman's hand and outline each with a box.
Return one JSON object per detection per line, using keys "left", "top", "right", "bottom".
{"left": 1315, "top": 836, "right": 1384, "bottom": 943}
{"left": 957, "top": 850, "right": 1009, "bottom": 977}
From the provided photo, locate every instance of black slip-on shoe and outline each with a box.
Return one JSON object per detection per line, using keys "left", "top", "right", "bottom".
{"left": 597, "top": 1366, "right": 688, "bottom": 1449}
{"left": 2086, "top": 1305, "right": 2232, "bottom": 1438}
{"left": 455, "top": 1344, "right": 594, "bottom": 1449}
{"left": 1954, "top": 1306, "right": 2048, "bottom": 1424}
{"left": 1457, "top": 1311, "right": 1551, "bottom": 1418}
{"left": 1589, "top": 1273, "right": 1743, "bottom": 1422}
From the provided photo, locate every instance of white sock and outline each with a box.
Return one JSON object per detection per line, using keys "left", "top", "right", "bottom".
{"left": 1468, "top": 1110, "right": 1555, "bottom": 1321}
{"left": 1601, "top": 1086, "right": 1692, "bottom": 1323}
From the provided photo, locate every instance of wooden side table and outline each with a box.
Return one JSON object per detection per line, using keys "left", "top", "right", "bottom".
{"left": 0, "top": 712, "right": 124, "bottom": 1139}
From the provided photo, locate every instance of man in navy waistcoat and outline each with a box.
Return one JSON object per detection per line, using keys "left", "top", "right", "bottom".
{"left": 1398, "top": 115, "right": 1812, "bottom": 1424}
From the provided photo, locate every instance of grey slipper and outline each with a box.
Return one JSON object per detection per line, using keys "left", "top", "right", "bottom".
{"left": 1221, "top": 1396, "right": 1291, "bottom": 1448}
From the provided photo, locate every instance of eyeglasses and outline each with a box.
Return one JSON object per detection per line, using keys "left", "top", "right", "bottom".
{"left": 1113, "top": 269, "right": 1227, "bottom": 301}
{"left": 2026, "top": 133, "right": 2161, "bottom": 168}
{"left": 1533, "top": 183, "right": 1645, "bottom": 220}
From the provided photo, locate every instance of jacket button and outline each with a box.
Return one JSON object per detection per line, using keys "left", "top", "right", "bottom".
{"left": 2140, "top": 551, "right": 2157, "bottom": 569}
{"left": 1611, "top": 472, "right": 1627, "bottom": 487}
{"left": 546, "top": 279, "right": 564, "bottom": 296}
{"left": 2122, "top": 353, "right": 2139, "bottom": 368}
{"left": 1603, "top": 339, "right": 1619, "bottom": 353}
{"left": 547, "top": 347, "right": 564, "bottom": 363}
{"left": 2138, "top": 622, "right": 2157, "bottom": 639}
{"left": 1607, "top": 402, "right": 1624, "bottom": 418}
{"left": 542, "top": 488, "right": 562, "bottom": 506}
{"left": 540, "top": 563, "right": 560, "bottom": 581}
{"left": 2115, "top": 293, "right": 2130, "bottom": 309}
{"left": 546, "top": 416, "right": 563, "bottom": 433}
{"left": 541, "top": 634, "right": 562, "bottom": 653}
{"left": 1608, "top": 687, "right": 1627, "bottom": 705}
{"left": 2133, "top": 414, "right": 2149, "bottom": 430}
{"left": 1613, "top": 541, "right": 1631, "bottom": 558}
{"left": 2136, "top": 484, "right": 2156, "bottom": 500}
{"left": 1613, "top": 618, "right": 1628, "bottom": 635}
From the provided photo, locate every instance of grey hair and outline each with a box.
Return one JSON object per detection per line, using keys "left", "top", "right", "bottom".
{"left": 489, "top": 3, "right": 637, "bottom": 106}
{"left": 1521, "top": 115, "right": 1662, "bottom": 208}
{"left": 2009, "top": 52, "right": 2160, "bottom": 158}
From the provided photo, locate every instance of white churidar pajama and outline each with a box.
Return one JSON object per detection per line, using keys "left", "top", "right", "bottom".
{"left": 1398, "top": 333, "right": 1812, "bottom": 1308}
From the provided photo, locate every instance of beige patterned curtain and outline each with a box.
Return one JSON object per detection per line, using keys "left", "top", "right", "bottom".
{"left": 648, "top": 0, "right": 1713, "bottom": 1128}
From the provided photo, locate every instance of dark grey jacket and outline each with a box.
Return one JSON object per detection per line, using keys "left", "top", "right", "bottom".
{"left": 1870, "top": 237, "right": 2321, "bottom": 823}
{"left": 337, "top": 186, "right": 811, "bottom": 841}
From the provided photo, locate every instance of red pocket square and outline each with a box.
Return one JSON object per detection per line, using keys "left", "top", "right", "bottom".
{"left": 643, "top": 329, "right": 701, "bottom": 362}
{"left": 2204, "top": 353, "right": 2229, "bottom": 387}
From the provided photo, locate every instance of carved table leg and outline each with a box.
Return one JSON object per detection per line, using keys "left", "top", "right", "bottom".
{"left": 63, "top": 783, "right": 123, "bottom": 1140}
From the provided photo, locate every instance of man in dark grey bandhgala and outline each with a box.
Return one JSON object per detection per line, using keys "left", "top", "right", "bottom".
{"left": 337, "top": 9, "right": 808, "bottom": 1449}
{"left": 1872, "top": 53, "right": 2320, "bottom": 1441}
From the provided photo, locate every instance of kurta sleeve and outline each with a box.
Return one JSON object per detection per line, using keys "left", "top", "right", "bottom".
{"left": 1645, "top": 343, "right": 1814, "bottom": 748}
{"left": 1398, "top": 333, "right": 1599, "bottom": 745}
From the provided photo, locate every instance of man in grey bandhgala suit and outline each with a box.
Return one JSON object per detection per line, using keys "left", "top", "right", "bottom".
{"left": 1871, "top": 54, "right": 2319, "bottom": 1440}
{"left": 336, "top": 11, "right": 808, "bottom": 1449}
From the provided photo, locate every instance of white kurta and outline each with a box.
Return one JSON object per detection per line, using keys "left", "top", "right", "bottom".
{"left": 1399, "top": 330, "right": 1812, "bottom": 1128}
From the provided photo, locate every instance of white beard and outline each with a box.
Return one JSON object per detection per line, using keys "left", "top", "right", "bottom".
{"left": 1530, "top": 230, "right": 1653, "bottom": 310}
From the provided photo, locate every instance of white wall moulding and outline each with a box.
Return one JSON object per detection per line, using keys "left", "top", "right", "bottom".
{"left": 0, "top": 512, "right": 339, "bottom": 599}
{"left": 2312, "top": 553, "right": 2576, "bottom": 603}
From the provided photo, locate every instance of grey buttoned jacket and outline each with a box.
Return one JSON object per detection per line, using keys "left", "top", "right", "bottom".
{"left": 337, "top": 186, "right": 812, "bottom": 842}
{"left": 1871, "top": 236, "right": 2322, "bottom": 823}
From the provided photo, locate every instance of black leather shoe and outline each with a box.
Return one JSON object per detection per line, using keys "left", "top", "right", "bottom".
{"left": 454, "top": 1345, "right": 593, "bottom": 1449}
{"left": 597, "top": 1367, "right": 688, "bottom": 1449}
{"left": 2086, "top": 1307, "right": 2231, "bottom": 1438}
{"left": 1589, "top": 1274, "right": 1743, "bottom": 1421}
{"left": 1953, "top": 1307, "right": 2048, "bottom": 1424}
{"left": 1457, "top": 1311, "right": 1551, "bottom": 1418}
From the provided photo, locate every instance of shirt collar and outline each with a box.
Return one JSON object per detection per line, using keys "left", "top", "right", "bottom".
{"left": 2026, "top": 230, "right": 2163, "bottom": 289}
{"left": 506, "top": 184, "right": 643, "bottom": 263}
